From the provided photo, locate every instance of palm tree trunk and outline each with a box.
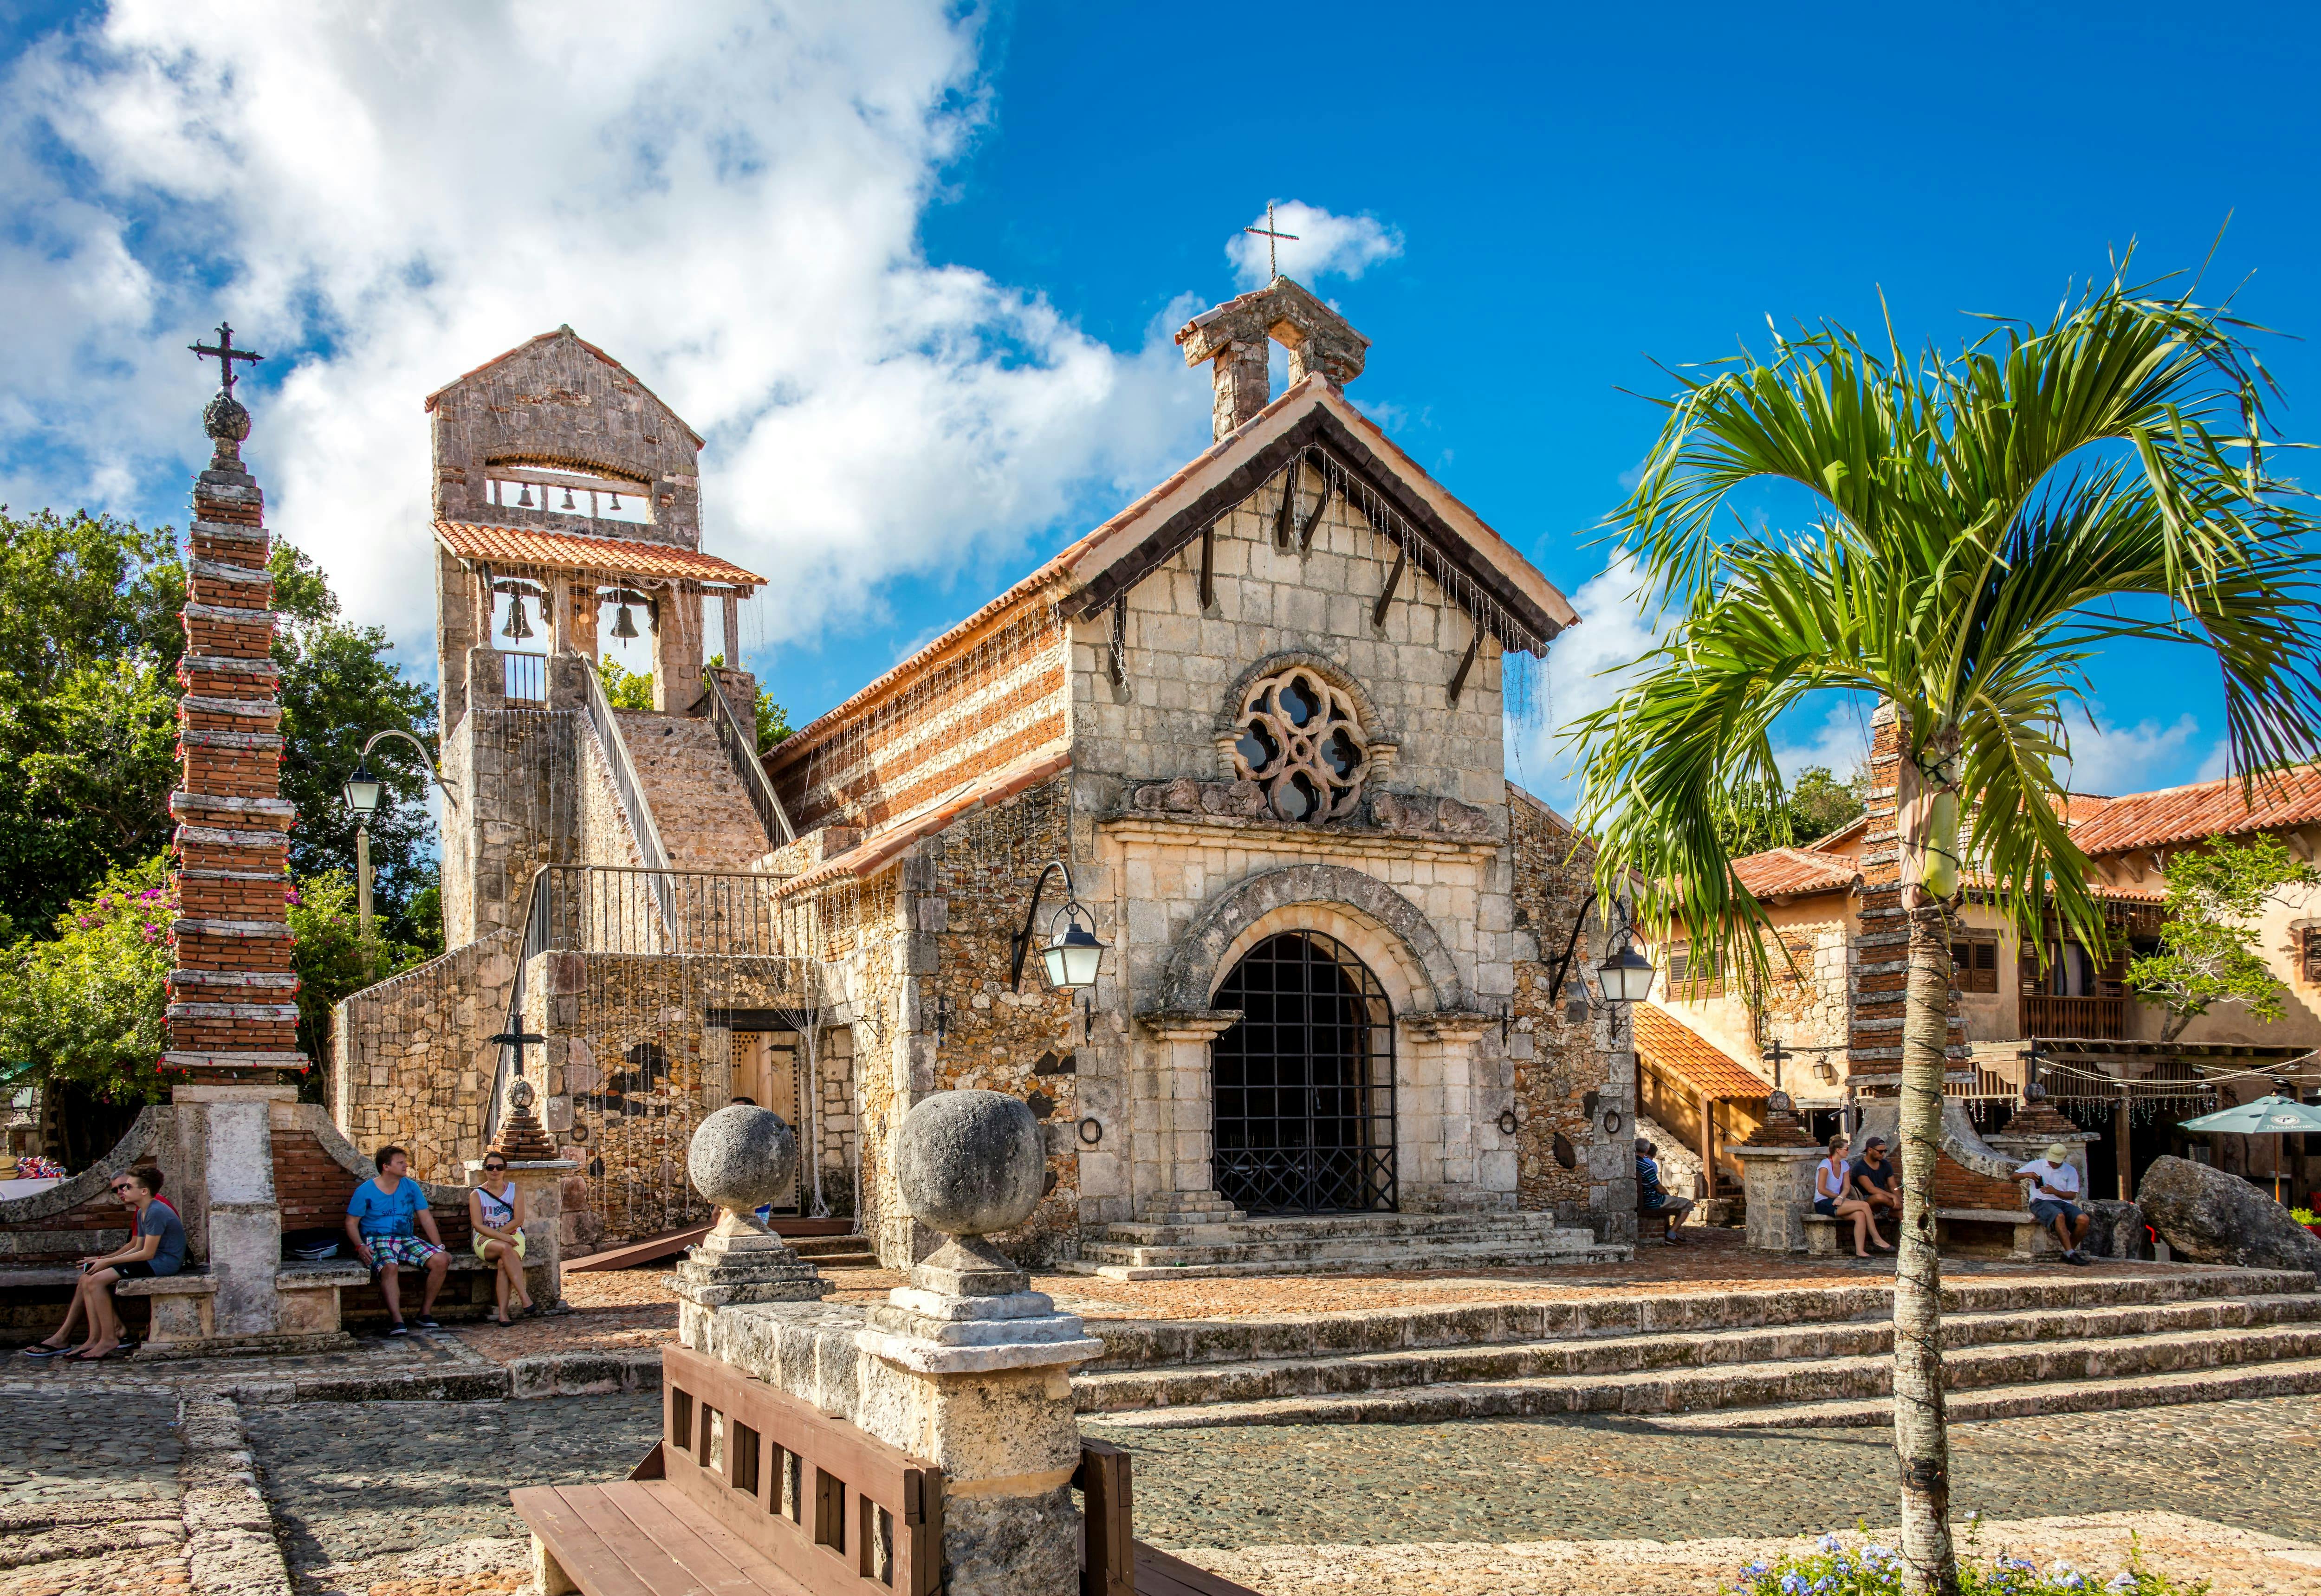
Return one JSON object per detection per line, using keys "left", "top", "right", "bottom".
{"left": 1893, "top": 769, "right": 1960, "bottom": 1594}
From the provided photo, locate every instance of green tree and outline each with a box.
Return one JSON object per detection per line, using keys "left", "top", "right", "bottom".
{"left": 1571, "top": 272, "right": 2321, "bottom": 1590}
{"left": 286, "top": 871, "right": 432, "bottom": 1069}
{"left": 2128, "top": 832, "right": 2318, "bottom": 1041}
{"left": 596, "top": 655, "right": 655, "bottom": 710}
{"left": 270, "top": 542, "right": 441, "bottom": 949}
{"left": 1712, "top": 764, "right": 1865, "bottom": 855}
{"left": 0, "top": 509, "right": 184, "bottom": 925}
{"left": 708, "top": 653, "right": 795, "bottom": 752}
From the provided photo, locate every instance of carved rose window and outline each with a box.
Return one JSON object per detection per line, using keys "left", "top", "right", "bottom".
{"left": 1232, "top": 667, "right": 1370, "bottom": 822}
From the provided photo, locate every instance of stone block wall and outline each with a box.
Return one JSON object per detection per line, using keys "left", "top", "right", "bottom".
{"left": 330, "top": 929, "right": 519, "bottom": 1184}
{"left": 1508, "top": 788, "right": 1636, "bottom": 1241}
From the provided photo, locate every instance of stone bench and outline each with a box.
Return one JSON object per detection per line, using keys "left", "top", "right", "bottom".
{"left": 112, "top": 1268, "right": 219, "bottom": 1349}
{"left": 1936, "top": 1206, "right": 2062, "bottom": 1261}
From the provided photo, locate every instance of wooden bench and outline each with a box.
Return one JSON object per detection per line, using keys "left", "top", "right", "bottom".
{"left": 515, "top": 1345, "right": 1259, "bottom": 1596}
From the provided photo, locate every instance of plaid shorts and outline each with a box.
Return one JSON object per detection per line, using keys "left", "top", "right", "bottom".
{"left": 366, "top": 1235, "right": 445, "bottom": 1269}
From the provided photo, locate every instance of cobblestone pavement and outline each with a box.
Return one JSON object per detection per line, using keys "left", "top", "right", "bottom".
{"left": 1090, "top": 1392, "right": 2321, "bottom": 1550}
{"left": 243, "top": 1395, "right": 661, "bottom": 1596}
{"left": 0, "top": 1393, "right": 190, "bottom": 1596}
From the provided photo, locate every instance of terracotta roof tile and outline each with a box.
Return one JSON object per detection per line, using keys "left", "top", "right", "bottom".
{"left": 1634, "top": 1005, "right": 1770, "bottom": 1098}
{"left": 777, "top": 740, "right": 1072, "bottom": 896}
{"left": 435, "top": 522, "right": 764, "bottom": 587}
{"left": 1732, "top": 846, "right": 1859, "bottom": 900}
{"left": 2068, "top": 763, "right": 2321, "bottom": 855}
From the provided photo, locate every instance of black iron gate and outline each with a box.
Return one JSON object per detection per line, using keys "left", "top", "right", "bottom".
{"left": 1211, "top": 930, "right": 1397, "bottom": 1214}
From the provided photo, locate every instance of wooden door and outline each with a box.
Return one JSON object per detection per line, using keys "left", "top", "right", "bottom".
{"left": 729, "top": 1030, "right": 803, "bottom": 1213}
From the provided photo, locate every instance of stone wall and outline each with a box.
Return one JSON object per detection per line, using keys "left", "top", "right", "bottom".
{"left": 330, "top": 930, "right": 519, "bottom": 1185}
{"left": 1507, "top": 789, "right": 1637, "bottom": 1241}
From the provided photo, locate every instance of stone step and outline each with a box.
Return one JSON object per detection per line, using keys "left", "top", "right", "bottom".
{"left": 1078, "top": 1266, "right": 2315, "bottom": 1370}
{"left": 1637, "top": 1356, "right": 2321, "bottom": 1430}
{"left": 787, "top": 1236, "right": 879, "bottom": 1267}
{"left": 1070, "top": 1241, "right": 1632, "bottom": 1282}
{"left": 1082, "top": 1320, "right": 2321, "bottom": 1429}
{"left": 1099, "top": 1212, "right": 1574, "bottom": 1247}
{"left": 1071, "top": 1292, "right": 2321, "bottom": 1412}
{"left": 612, "top": 710, "right": 774, "bottom": 870}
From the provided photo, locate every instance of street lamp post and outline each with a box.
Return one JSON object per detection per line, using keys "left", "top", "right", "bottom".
{"left": 340, "top": 730, "right": 458, "bottom": 936}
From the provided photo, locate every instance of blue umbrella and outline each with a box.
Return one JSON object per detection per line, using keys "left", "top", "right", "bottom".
{"left": 2178, "top": 1093, "right": 2321, "bottom": 1204}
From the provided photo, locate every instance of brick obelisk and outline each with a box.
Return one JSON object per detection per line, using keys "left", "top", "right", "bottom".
{"left": 162, "top": 326, "right": 303, "bottom": 1340}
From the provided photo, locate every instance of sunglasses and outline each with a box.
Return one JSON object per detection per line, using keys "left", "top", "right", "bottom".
{"left": 482, "top": 1163, "right": 507, "bottom": 1173}
{"left": 110, "top": 1182, "right": 137, "bottom": 1194}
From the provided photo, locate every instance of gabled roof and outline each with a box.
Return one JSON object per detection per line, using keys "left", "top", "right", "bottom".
{"left": 1634, "top": 1005, "right": 1770, "bottom": 1099}
{"left": 773, "top": 375, "right": 1577, "bottom": 765}
{"left": 2068, "top": 763, "right": 2321, "bottom": 855}
{"left": 423, "top": 325, "right": 705, "bottom": 449}
{"left": 435, "top": 522, "right": 764, "bottom": 588}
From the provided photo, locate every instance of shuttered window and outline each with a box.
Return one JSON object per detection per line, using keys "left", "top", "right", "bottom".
{"left": 1665, "top": 944, "right": 1723, "bottom": 996}
{"left": 2303, "top": 927, "right": 2321, "bottom": 986}
{"left": 1951, "top": 937, "right": 2000, "bottom": 994}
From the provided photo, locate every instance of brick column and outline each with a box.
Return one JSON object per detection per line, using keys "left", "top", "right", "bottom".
{"left": 162, "top": 379, "right": 306, "bottom": 1340}
{"left": 1847, "top": 703, "right": 1968, "bottom": 1094}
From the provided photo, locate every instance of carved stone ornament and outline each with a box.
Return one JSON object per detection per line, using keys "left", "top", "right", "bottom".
{"left": 1231, "top": 665, "right": 1370, "bottom": 823}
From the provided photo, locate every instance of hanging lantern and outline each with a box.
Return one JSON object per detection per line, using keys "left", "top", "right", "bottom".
{"left": 518, "top": 483, "right": 535, "bottom": 509}
{"left": 501, "top": 594, "right": 534, "bottom": 641}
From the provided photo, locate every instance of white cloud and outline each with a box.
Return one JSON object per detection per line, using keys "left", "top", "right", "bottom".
{"left": 2055, "top": 712, "right": 2203, "bottom": 796}
{"left": 0, "top": 1, "right": 1212, "bottom": 654}
{"left": 1226, "top": 200, "right": 1402, "bottom": 289}
{"left": 1770, "top": 704, "right": 1870, "bottom": 786}
{"left": 1507, "top": 554, "right": 1678, "bottom": 809}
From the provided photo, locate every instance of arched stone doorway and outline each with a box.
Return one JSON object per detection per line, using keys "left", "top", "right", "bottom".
{"left": 1211, "top": 931, "right": 1398, "bottom": 1215}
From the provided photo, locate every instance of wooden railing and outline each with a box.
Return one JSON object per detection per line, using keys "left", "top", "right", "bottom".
{"left": 659, "top": 1345, "right": 942, "bottom": 1596}
{"left": 2021, "top": 994, "right": 2129, "bottom": 1040}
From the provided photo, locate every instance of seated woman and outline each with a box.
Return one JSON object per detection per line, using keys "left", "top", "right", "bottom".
{"left": 1814, "top": 1133, "right": 1892, "bottom": 1258}
{"left": 467, "top": 1153, "right": 535, "bottom": 1325}
{"left": 30, "top": 1166, "right": 184, "bottom": 1362}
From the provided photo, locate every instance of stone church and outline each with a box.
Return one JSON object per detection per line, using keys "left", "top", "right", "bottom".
{"left": 333, "top": 279, "right": 1641, "bottom": 1271}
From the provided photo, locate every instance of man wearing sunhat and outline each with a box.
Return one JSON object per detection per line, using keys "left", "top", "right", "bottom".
{"left": 2013, "top": 1141, "right": 2092, "bottom": 1264}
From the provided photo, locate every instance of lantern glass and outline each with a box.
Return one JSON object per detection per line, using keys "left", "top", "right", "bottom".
{"left": 342, "top": 762, "right": 383, "bottom": 818}
{"left": 1039, "top": 907, "right": 1105, "bottom": 992}
{"left": 1597, "top": 944, "right": 1656, "bottom": 1006}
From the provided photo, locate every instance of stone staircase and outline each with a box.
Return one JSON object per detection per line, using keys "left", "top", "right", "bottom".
{"left": 1074, "top": 1211, "right": 1625, "bottom": 1281}
{"left": 787, "top": 1233, "right": 879, "bottom": 1270}
{"left": 1071, "top": 1266, "right": 2321, "bottom": 1429}
{"left": 614, "top": 711, "right": 773, "bottom": 871}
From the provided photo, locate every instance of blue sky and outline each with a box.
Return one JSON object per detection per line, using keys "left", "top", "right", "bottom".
{"left": 6, "top": 0, "right": 2318, "bottom": 809}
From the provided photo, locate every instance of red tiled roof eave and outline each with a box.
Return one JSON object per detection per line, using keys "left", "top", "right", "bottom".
{"left": 1731, "top": 846, "right": 1860, "bottom": 901}
{"left": 2068, "top": 762, "right": 2321, "bottom": 855}
{"left": 434, "top": 522, "right": 764, "bottom": 588}
{"left": 1634, "top": 1005, "right": 1771, "bottom": 1099}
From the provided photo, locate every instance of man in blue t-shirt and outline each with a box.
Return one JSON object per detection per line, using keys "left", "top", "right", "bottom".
{"left": 345, "top": 1145, "right": 449, "bottom": 1335}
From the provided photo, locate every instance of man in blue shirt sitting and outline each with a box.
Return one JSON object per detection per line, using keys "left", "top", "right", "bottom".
{"left": 345, "top": 1145, "right": 449, "bottom": 1335}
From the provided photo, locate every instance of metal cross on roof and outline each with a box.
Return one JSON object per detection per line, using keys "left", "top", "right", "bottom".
{"left": 1243, "top": 200, "right": 1299, "bottom": 282}
{"left": 189, "top": 321, "right": 264, "bottom": 396}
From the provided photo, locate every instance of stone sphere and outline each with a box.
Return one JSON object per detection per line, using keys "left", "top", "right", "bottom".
{"left": 686, "top": 1105, "right": 797, "bottom": 1212}
{"left": 203, "top": 392, "right": 251, "bottom": 444}
{"left": 895, "top": 1090, "right": 1044, "bottom": 1238}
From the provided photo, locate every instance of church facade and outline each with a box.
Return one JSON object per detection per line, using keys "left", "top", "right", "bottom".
{"left": 334, "top": 280, "right": 1640, "bottom": 1270}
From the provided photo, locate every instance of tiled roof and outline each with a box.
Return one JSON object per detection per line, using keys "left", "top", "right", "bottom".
{"left": 1634, "top": 1005, "right": 1770, "bottom": 1099}
{"left": 1732, "top": 846, "right": 1859, "bottom": 899}
{"left": 2068, "top": 763, "right": 2321, "bottom": 855}
{"left": 776, "top": 740, "right": 1072, "bottom": 896}
{"left": 435, "top": 522, "right": 765, "bottom": 587}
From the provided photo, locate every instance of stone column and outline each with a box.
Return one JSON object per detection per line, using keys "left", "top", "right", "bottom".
{"left": 652, "top": 584, "right": 705, "bottom": 711}
{"left": 173, "top": 1082, "right": 295, "bottom": 1337}
{"left": 465, "top": 1154, "right": 581, "bottom": 1308}
{"left": 1398, "top": 1011, "right": 1503, "bottom": 1211}
{"left": 1133, "top": 1011, "right": 1243, "bottom": 1224}
{"left": 1208, "top": 342, "right": 1270, "bottom": 440}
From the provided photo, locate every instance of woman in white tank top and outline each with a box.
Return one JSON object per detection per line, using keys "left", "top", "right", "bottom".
{"left": 1815, "top": 1134, "right": 1892, "bottom": 1259}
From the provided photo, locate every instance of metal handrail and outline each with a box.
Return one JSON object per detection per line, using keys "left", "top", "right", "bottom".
{"left": 700, "top": 670, "right": 796, "bottom": 849}
{"left": 582, "top": 662, "right": 677, "bottom": 937}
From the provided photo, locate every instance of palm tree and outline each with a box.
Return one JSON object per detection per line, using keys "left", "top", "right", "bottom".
{"left": 1570, "top": 271, "right": 2321, "bottom": 1592}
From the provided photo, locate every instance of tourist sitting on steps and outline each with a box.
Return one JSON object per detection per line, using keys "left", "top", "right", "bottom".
{"left": 25, "top": 1165, "right": 182, "bottom": 1363}
{"left": 2014, "top": 1141, "right": 2093, "bottom": 1265}
{"left": 347, "top": 1145, "right": 450, "bottom": 1335}
{"left": 1814, "top": 1133, "right": 1893, "bottom": 1258}
{"left": 468, "top": 1152, "right": 535, "bottom": 1325}
{"left": 1635, "top": 1139, "right": 1695, "bottom": 1245}
{"left": 1848, "top": 1137, "right": 1901, "bottom": 1224}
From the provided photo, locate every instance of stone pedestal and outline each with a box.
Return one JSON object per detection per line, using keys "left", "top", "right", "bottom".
{"left": 669, "top": 1215, "right": 829, "bottom": 1308}
{"left": 1731, "top": 1142, "right": 1825, "bottom": 1252}
{"left": 1988, "top": 1101, "right": 2100, "bottom": 1189}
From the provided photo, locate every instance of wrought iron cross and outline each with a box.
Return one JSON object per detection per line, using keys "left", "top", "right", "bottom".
{"left": 1243, "top": 200, "right": 1299, "bottom": 281}
{"left": 189, "top": 322, "right": 264, "bottom": 396}
{"left": 1764, "top": 1035, "right": 1790, "bottom": 1094}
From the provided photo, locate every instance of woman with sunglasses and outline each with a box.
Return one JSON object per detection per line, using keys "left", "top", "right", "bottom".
{"left": 25, "top": 1166, "right": 183, "bottom": 1361}
{"left": 468, "top": 1153, "right": 534, "bottom": 1324}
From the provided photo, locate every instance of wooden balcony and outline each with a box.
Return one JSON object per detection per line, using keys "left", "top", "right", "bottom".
{"left": 2021, "top": 994, "right": 2130, "bottom": 1040}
